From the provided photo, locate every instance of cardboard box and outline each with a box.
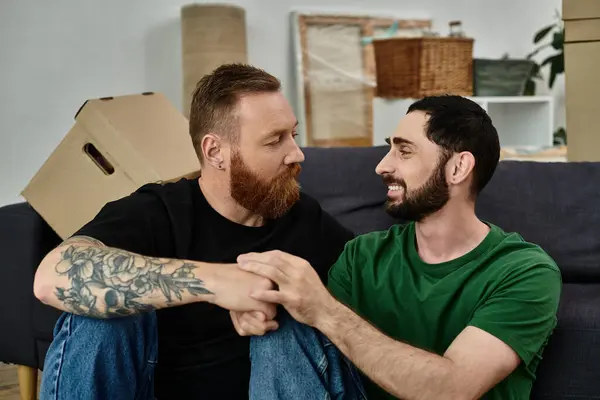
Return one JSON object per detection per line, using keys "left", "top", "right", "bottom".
{"left": 564, "top": 0, "right": 600, "bottom": 20}
{"left": 21, "top": 92, "right": 201, "bottom": 239}
{"left": 563, "top": 0, "right": 600, "bottom": 161}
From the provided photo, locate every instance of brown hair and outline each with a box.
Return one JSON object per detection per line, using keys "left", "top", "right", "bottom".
{"left": 188, "top": 63, "right": 281, "bottom": 163}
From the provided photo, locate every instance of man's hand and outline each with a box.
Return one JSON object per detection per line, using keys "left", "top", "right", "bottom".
{"left": 209, "top": 264, "right": 275, "bottom": 316}
{"left": 230, "top": 309, "right": 279, "bottom": 336}
{"left": 237, "top": 250, "right": 333, "bottom": 327}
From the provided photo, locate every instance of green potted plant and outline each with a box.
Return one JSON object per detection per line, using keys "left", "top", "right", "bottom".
{"left": 525, "top": 13, "right": 566, "bottom": 145}
{"left": 524, "top": 13, "right": 564, "bottom": 95}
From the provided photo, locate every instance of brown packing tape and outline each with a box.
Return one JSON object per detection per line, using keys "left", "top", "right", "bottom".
{"left": 181, "top": 4, "right": 248, "bottom": 118}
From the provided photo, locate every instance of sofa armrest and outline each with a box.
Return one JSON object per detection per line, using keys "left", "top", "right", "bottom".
{"left": 0, "top": 202, "right": 61, "bottom": 367}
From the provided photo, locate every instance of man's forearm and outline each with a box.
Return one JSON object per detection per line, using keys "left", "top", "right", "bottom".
{"left": 316, "top": 299, "right": 464, "bottom": 400}
{"left": 34, "top": 236, "right": 216, "bottom": 318}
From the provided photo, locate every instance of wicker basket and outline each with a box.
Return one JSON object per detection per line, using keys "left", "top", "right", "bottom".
{"left": 372, "top": 37, "right": 474, "bottom": 98}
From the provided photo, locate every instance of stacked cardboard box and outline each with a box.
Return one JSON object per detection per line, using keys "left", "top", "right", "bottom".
{"left": 563, "top": 0, "right": 600, "bottom": 161}
{"left": 21, "top": 92, "right": 201, "bottom": 239}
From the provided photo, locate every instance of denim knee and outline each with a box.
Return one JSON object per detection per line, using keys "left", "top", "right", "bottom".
{"left": 40, "top": 312, "right": 157, "bottom": 400}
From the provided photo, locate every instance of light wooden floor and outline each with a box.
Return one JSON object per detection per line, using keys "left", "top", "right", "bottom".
{"left": 0, "top": 363, "right": 40, "bottom": 400}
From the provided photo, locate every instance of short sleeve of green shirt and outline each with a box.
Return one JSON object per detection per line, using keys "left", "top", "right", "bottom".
{"left": 327, "top": 240, "right": 355, "bottom": 307}
{"left": 468, "top": 264, "right": 562, "bottom": 366}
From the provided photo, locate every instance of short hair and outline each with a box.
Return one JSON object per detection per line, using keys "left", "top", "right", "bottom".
{"left": 407, "top": 95, "right": 500, "bottom": 195}
{"left": 188, "top": 63, "right": 281, "bottom": 162}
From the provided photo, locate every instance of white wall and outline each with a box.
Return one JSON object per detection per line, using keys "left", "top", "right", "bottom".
{"left": 0, "top": 0, "right": 562, "bottom": 207}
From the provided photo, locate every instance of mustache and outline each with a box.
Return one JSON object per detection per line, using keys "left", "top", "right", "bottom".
{"left": 271, "top": 163, "right": 301, "bottom": 182}
{"left": 289, "top": 163, "right": 301, "bottom": 176}
{"left": 285, "top": 163, "right": 302, "bottom": 178}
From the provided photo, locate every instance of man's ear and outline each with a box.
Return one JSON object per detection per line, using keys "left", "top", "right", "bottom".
{"left": 201, "top": 133, "right": 225, "bottom": 170}
{"left": 449, "top": 151, "right": 475, "bottom": 186}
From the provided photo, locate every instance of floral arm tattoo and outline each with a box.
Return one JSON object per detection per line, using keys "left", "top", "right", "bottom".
{"left": 53, "top": 236, "right": 214, "bottom": 318}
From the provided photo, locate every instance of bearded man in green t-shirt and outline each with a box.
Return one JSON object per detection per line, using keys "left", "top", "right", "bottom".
{"left": 234, "top": 95, "right": 561, "bottom": 400}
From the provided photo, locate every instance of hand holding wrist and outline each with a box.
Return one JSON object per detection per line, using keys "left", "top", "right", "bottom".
{"left": 207, "top": 263, "right": 274, "bottom": 314}
{"left": 237, "top": 250, "right": 340, "bottom": 328}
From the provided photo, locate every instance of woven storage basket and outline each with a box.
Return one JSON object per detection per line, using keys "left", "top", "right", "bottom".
{"left": 373, "top": 37, "right": 474, "bottom": 98}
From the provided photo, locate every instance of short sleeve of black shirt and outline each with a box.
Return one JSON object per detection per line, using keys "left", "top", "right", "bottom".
{"left": 72, "top": 184, "right": 175, "bottom": 258}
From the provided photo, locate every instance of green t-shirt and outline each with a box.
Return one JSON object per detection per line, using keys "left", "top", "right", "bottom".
{"left": 327, "top": 222, "right": 561, "bottom": 400}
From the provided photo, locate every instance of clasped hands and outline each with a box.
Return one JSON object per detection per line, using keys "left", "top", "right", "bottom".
{"left": 229, "top": 250, "right": 331, "bottom": 337}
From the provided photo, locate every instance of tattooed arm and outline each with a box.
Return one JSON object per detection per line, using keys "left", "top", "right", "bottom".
{"left": 33, "top": 235, "right": 273, "bottom": 318}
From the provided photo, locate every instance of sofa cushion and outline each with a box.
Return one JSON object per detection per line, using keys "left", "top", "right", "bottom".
{"left": 476, "top": 161, "right": 600, "bottom": 283}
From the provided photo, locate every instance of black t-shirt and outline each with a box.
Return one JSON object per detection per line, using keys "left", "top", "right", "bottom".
{"left": 74, "top": 178, "right": 354, "bottom": 399}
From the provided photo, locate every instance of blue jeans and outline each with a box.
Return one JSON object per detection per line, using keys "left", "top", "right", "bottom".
{"left": 39, "top": 312, "right": 157, "bottom": 400}
{"left": 39, "top": 310, "right": 365, "bottom": 399}
{"left": 249, "top": 310, "right": 367, "bottom": 400}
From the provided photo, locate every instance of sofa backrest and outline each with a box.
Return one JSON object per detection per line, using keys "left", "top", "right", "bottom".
{"left": 476, "top": 160, "right": 600, "bottom": 283}
{"left": 299, "top": 146, "right": 600, "bottom": 284}
{"left": 298, "top": 146, "right": 396, "bottom": 235}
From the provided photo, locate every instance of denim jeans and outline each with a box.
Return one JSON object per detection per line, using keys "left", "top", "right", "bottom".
{"left": 39, "top": 310, "right": 365, "bottom": 399}
{"left": 39, "top": 311, "right": 157, "bottom": 400}
{"left": 249, "top": 310, "right": 367, "bottom": 400}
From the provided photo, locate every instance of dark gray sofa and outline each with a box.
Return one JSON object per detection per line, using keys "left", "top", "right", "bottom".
{"left": 1, "top": 145, "right": 599, "bottom": 399}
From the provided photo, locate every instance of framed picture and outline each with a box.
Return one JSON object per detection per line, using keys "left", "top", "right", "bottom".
{"left": 291, "top": 11, "right": 431, "bottom": 147}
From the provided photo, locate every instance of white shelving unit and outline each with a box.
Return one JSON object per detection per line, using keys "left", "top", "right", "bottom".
{"left": 373, "top": 96, "right": 554, "bottom": 149}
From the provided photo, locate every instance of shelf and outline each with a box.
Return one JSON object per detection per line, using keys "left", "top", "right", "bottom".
{"left": 468, "top": 96, "right": 553, "bottom": 104}
{"left": 373, "top": 96, "right": 554, "bottom": 149}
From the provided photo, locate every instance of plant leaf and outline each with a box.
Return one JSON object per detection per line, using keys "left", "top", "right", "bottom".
{"left": 548, "top": 54, "right": 565, "bottom": 89}
{"left": 554, "top": 127, "right": 567, "bottom": 145}
{"left": 534, "top": 25, "right": 554, "bottom": 43}
{"left": 527, "top": 44, "right": 550, "bottom": 59}
{"left": 557, "top": 52, "right": 564, "bottom": 73}
{"left": 530, "top": 63, "right": 542, "bottom": 79}
{"left": 541, "top": 54, "right": 560, "bottom": 67}
{"left": 524, "top": 79, "right": 536, "bottom": 96}
{"left": 551, "top": 31, "right": 564, "bottom": 50}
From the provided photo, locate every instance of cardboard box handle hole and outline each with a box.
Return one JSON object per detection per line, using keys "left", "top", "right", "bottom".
{"left": 83, "top": 143, "right": 115, "bottom": 175}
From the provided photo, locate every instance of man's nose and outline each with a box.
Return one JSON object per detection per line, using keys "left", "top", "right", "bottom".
{"left": 375, "top": 155, "right": 394, "bottom": 176}
{"left": 286, "top": 142, "right": 305, "bottom": 164}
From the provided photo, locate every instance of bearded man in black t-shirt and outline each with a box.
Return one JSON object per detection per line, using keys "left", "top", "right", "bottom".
{"left": 34, "top": 63, "right": 354, "bottom": 400}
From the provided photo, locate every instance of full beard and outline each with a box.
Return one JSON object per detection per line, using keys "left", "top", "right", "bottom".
{"left": 385, "top": 156, "right": 451, "bottom": 222}
{"left": 229, "top": 150, "right": 301, "bottom": 220}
